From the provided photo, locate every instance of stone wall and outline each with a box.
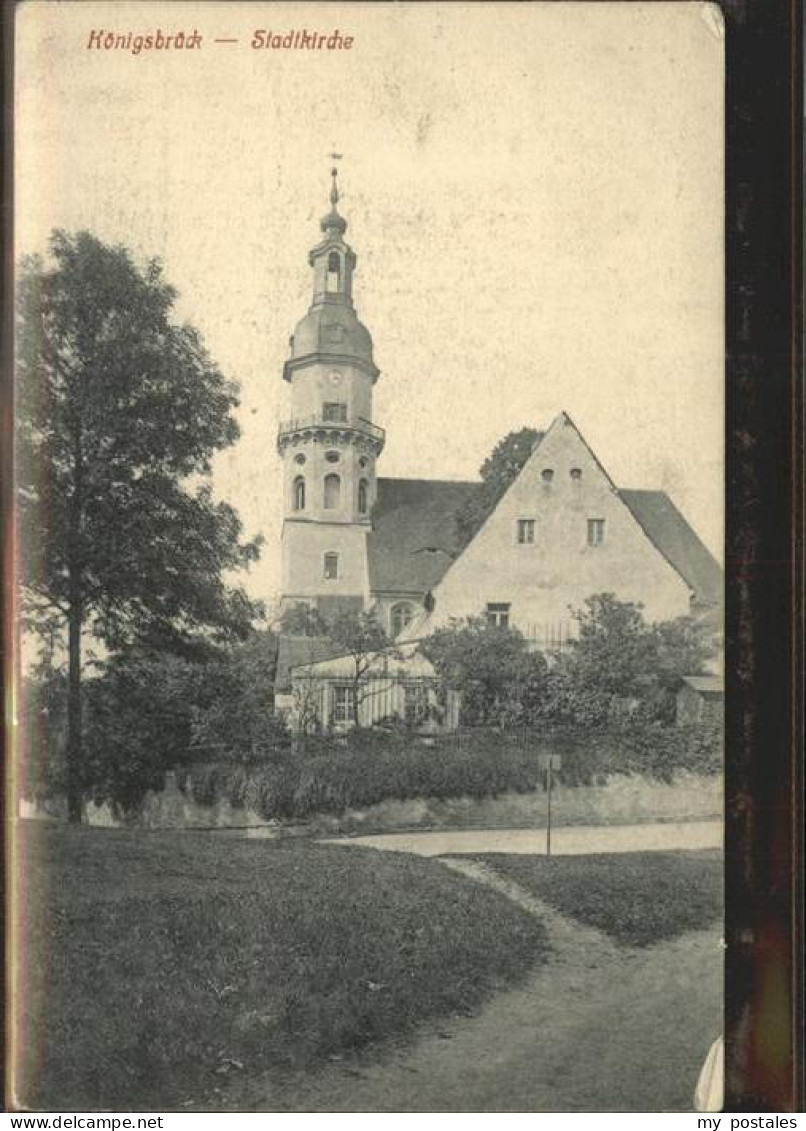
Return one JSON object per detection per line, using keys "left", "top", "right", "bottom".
{"left": 48, "top": 769, "right": 723, "bottom": 833}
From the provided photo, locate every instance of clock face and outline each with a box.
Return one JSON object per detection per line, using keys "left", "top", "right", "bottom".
{"left": 329, "top": 370, "right": 343, "bottom": 386}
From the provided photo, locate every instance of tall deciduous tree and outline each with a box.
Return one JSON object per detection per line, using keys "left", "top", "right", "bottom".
{"left": 544, "top": 594, "right": 715, "bottom": 725}
{"left": 456, "top": 427, "right": 543, "bottom": 548}
{"left": 16, "top": 230, "right": 263, "bottom": 821}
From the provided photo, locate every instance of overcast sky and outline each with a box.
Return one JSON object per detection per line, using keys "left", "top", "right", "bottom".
{"left": 16, "top": 1, "right": 724, "bottom": 603}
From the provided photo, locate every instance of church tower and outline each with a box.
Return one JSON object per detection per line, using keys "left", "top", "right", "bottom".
{"left": 278, "top": 169, "right": 383, "bottom": 611}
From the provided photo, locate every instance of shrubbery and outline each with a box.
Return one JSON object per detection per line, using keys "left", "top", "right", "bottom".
{"left": 179, "top": 716, "right": 722, "bottom": 822}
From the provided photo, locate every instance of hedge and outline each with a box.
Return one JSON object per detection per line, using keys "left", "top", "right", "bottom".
{"left": 178, "top": 718, "right": 722, "bottom": 822}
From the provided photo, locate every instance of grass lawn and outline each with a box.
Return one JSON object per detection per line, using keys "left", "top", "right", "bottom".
{"left": 469, "top": 850, "right": 722, "bottom": 947}
{"left": 16, "top": 825, "right": 548, "bottom": 1111}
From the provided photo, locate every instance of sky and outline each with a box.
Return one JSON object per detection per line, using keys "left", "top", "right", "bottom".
{"left": 15, "top": 0, "right": 725, "bottom": 604}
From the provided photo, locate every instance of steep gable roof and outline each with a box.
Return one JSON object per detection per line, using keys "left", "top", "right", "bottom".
{"left": 619, "top": 489, "right": 722, "bottom": 606}
{"left": 366, "top": 418, "right": 722, "bottom": 608}
{"left": 367, "top": 477, "right": 478, "bottom": 593}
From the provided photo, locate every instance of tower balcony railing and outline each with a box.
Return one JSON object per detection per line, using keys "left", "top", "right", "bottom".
{"left": 277, "top": 414, "right": 386, "bottom": 449}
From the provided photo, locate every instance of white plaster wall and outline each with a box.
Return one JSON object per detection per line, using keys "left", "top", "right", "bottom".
{"left": 283, "top": 435, "right": 375, "bottom": 524}
{"left": 287, "top": 363, "right": 372, "bottom": 423}
{"left": 431, "top": 414, "right": 692, "bottom": 630}
{"left": 281, "top": 521, "right": 369, "bottom": 599}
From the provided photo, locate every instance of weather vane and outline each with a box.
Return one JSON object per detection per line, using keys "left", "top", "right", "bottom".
{"left": 328, "top": 152, "right": 343, "bottom": 205}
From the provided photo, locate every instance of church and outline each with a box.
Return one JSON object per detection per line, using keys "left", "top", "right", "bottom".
{"left": 276, "top": 172, "right": 721, "bottom": 672}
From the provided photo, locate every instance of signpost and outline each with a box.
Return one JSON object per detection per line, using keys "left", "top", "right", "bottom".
{"left": 537, "top": 753, "right": 562, "bottom": 858}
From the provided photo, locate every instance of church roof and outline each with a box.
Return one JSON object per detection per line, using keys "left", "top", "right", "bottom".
{"left": 619, "top": 489, "right": 722, "bottom": 606}
{"left": 367, "top": 477, "right": 478, "bottom": 594}
{"left": 366, "top": 476, "right": 722, "bottom": 606}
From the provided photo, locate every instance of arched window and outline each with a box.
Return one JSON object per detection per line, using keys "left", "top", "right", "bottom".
{"left": 358, "top": 478, "right": 369, "bottom": 515}
{"left": 324, "top": 552, "right": 339, "bottom": 580}
{"left": 324, "top": 473, "right": 341, "bottom": 509}
{"left": 293, "top": 476, "right": 305, "bottom": 511}
{"left": 391, "top": 602, "right": 415, "bottom": 638}
{"left": 326, "top": 251, "right": 341, "bottom": 293}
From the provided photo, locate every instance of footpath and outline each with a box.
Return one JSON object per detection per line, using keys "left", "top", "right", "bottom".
{"left": 319, "top": 818, "right": 722, "bottom": 857}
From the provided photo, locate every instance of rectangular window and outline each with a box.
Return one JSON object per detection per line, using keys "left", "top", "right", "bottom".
{"left": 333, "top": 685, "right": 355, "bottom": 725}
{"left": 323, "top": 552, "right": 339, "bottom": 579}
{"left": 322, "top": 402, "right": 348, "bottom": 423}
{"left": 516, "top": 519, "right": 535, "bottom": 544}
{"left": 486, "top": 602, "right": 511, "bottom": 628}
{"left": 404, "top": 682, "right": 429, "bottom": 727}
{"left": 587, "top": 518, "right": 605, "bottom": 546}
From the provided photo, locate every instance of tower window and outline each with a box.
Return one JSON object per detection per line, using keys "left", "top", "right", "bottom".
{"left": 358, "top": 478, "right": 369, "bottom": 515}
{"left": 326, "top": 251, "right": 341, "bottom": 293}
{"left": 324, "top": 473, "right": 341, "bottom": 510}
{"left": 324, "top": 552, "right": 339, "bottom": 580}
{"left": 486, "top": 602, "right": 511, "bottom": 628}
{"left": 323, "top": 402, "right": 347, "bottom": 423}
{"left": 541, "top": 468, "right": 554, "bottom": 484}
{"left": 325, "top": 450, "right": 341, "bottom": 464}
{"left": 358, "top": 456, "right": 368, "bottom": 469}
{"left": 516, "top": 519, "right": 535, "bottom": 544}
{"left": 587, "top": 518, "right": 605, "bottom": 546}
{"left": 293, "top": 476, "right": 305, "bottom": 511}
{"left": 294, "top": 453, "right": 306, "bottom": 465}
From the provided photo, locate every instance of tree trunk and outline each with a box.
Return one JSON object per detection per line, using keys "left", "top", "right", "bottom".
{"left": 66, "top": 418, "right": 84, "bottom": 823}
{"left": 66, "top": 598, "right": 83, "bottom": 824}
{"left": 352, "top": 669, "right": 361, "bottom": 729}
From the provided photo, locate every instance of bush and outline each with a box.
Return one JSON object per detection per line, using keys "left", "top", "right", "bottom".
{"left": 177, "top": 715, "right": 722, "bottom": 821}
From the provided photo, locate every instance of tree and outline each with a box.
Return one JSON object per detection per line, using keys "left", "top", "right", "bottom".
{"left": 189, "top": 633, "right": 289, "bottom": 761}
{"left": 542, "top": 594, "right": 715, "bottom": 725}
{"left": 326, "top": 610, "right": 399, "bottom": 728}
{"left": 420, "top": 615, "right": 549, "bottom": 727}
{"left": 278, "top": 602, "right": 330, "bottom": 637}
{"left": 16, "top": 230, "right": 263, "bottom": 820}
{"left": 456, "top": 427, "right": 543, "bottom": 548}
{"left": 82, "top": 649, "right": 199, "bottom": 816}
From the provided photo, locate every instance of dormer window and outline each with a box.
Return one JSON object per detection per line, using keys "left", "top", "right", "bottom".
{"left": 326, "top": 251, "right": 341, "bottom": 293}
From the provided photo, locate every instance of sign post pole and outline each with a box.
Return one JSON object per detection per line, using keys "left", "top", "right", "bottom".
{"left": 538, "top": 753, "right": 560, "bottom": 859}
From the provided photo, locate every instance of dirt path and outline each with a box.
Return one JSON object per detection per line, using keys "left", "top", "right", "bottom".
{"left": 320, "top": 819, "right": 722, "bottom": 857}
{"left": 238, "top": 859, "right": 722, "bottom": 1112}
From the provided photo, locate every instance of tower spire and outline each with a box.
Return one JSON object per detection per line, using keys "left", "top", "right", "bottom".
{"left": 321, "top": 159, "right": 347, "bottom": 236}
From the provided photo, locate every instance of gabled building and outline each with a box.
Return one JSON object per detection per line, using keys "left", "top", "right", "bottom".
{"left": 277, "top": 174, "right": 722, "bottom": 648}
